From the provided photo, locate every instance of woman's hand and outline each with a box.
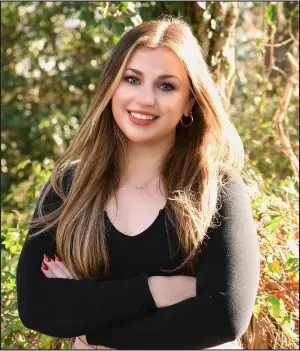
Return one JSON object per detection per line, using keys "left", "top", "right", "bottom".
{"left": 148, "top": 275, "right": 197, "bottom": 308}
{"left": 41, "top": 256, "right": 196, "bottom": 309}
{"left": 41, "top": 253, "right": 74, "bottom": 279}
{"left": 41, "top": 255, "right": 110, "bottom": 349}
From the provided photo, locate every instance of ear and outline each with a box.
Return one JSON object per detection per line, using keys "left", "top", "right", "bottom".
{"left": 184, "top": 97, "right": 195, "bottom": 116}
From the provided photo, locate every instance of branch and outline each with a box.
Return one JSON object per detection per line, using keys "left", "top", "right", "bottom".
{"left": 272, "top": 66, "right": 298, "bottom": 85}
{"left": 267, "top": 25, "right": 276, "bottom": 77}
{"left": 288, "top": 20, "right": 299, "bottom": 46}
{"left": 264, "top": 36, "right": 293, "bottom": 47}
{"left": 272, "top": 52, "right": 299, "bottom": 182}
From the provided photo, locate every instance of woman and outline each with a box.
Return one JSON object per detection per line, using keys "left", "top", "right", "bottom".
{"left": 16, "top": 18, "right": 260, "bottom": 350}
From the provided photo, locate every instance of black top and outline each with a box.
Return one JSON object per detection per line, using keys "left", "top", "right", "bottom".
{"left": 16, "top": 172, "right": 260, "bottom": 350}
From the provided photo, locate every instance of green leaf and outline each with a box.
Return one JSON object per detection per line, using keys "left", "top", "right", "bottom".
{"left": 283, "top": 314, "right": 294, "bottom": 331}
{"left": 254, "top": 37, "right": 262, "bottom": 47}
{"left": 40, "top": 334, "right": 54, "bottom": 350}
{"left": 120, "top": 2, "right": 128, "bottom": 11}
{"left": 265, "top": 3, "right": 277, "bottom": 25}
{"left": 286, "top": 257, "right": 298, "bottom": 267}
{"left": 104, "top": 16, "right": 113, "bottom": 30}
{"left": 266, "top": 295, "right": 280, "bottom": 319}
{"left": 5, "top": 193, "right": 13, "bottom": 202}
{"left": 1, "top": 325, "right": 13, "bottom": 338}
{"left": 124, "top": 16, "right": 133, "bottom": 27}
{"left": 33, "top": 163, "right": 42, "bottom": 175}
{"left": 113, "top": 36, "right": 120, "bottom": 45}
{"left": 79, "top": 8, "right": 93, "bottom": 22}
{"left": 253, "top": 301, "right": 261, "bottom": 319}
{"left": 140, "top": 6, "right": 152, "bottom": 21}
{"left": 266, "top": 215, "right": 282, "bottom": 234}
{"left": 17, "top": 159, "right": 31, "bottom": 170}
{"left": 112, "top": 22, "right": 125, "bottom": 36}
{"left": 86, "top": 19, "right": 98, "bottom": 33}
{"left": 61, "top": 340, "right": 70, "bottom": 349}
{"left": 12, "top": 319, "right": 28, "bottom": 332}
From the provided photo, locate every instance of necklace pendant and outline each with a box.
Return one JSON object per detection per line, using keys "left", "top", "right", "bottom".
{"left": 135, "top": 185, "right": 144, "bottom": 190}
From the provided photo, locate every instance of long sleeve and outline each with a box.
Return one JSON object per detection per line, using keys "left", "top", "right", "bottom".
{"left": 16, "top": 174, "right": 156, "bottom": 338}
{"left": 85, "top": 176, "right": 260, "bottom": 349}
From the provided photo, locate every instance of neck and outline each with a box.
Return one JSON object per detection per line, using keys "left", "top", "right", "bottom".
{"left": 124, "top": 137, "right": 174, "bottom": 184}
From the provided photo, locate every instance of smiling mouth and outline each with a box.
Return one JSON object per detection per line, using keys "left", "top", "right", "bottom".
{"left": 127, "top": 110, "right": 159, "bottom": 120}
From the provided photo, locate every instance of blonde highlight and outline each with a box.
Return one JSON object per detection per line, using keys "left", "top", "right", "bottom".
{"left": 28, "top": 17, "right": 245, "bottom": 279}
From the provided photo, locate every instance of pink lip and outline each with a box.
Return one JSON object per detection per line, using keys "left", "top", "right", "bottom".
{"left": 127, "top": 110, "right": 159, "bottom": 126}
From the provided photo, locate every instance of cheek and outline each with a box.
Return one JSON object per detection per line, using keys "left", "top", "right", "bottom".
{"left": 112, "top": 88, "right": 126, "bottom": 118}
{"left": 112, "top": 87, "right": 124, "bottom": 107}
{"left": 113, "top": 82, "right": 134, "bottom": 101}
{"left": 160, "top": 95, "right": 186, "bottom": 121}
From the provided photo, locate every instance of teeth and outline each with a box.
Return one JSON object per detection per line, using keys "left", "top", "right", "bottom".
{"left": 130, "top": 111, "right": 157, "bottom": 120}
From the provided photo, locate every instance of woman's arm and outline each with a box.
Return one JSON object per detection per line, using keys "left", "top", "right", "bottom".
{"left": 16, "top": 177, "right": 157, "bottom": 338}
{"left": 85, "top": 176, "right": 260, "bottom": 349}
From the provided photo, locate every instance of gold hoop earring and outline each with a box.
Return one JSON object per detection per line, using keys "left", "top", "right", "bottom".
{"left": 180, "top": 111, "right": 194, "bottom": 127}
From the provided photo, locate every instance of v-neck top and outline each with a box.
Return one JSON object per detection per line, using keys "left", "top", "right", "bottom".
{"left": 16, "top": 169, "right": 260, "bottom": 349}
{"left": 104, "top": 206, "right": 190, "bottom": 281}
{"left": 103, "top": 207, "right": 165, "bottom": 238}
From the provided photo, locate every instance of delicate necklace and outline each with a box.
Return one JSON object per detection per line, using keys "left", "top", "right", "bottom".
{"left": 127, "top": 174, "right": 160, "bottom": 191}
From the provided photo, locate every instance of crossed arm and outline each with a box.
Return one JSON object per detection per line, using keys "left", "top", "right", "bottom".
{"left": 16, "top": 176, "right": 260, "bottom": 349}
{"left": 85, "top": 177, "right": 260, "bottom": 349}
{"left": 16, "top": 182, "right": 157, "bottom": 338}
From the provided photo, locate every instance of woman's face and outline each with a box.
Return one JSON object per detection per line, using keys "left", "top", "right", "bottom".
{"left": 111, "top": 46, "right": 194, "bottom": 145}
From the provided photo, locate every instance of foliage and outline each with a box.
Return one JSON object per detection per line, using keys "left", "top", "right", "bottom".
{"left": 242, "top": 167, "right": 299, "bottom": 349}
{"left": 2, "top": 1, "right": 299, "bottom": 350}
{"left": 232, "top": 2, "right": 299, "bottom": 185}
{"left": 1, "top": 161, "right": 72, "bottom": 350}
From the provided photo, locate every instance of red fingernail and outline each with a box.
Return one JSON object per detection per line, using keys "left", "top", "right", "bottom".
{"left": 54, "top": 254, "right": 61, "bottom": 262}
{"left": 42, "top": 262, "right": 49, "bottom": 270}
{"left": 43, "top": 254, "right": 51, "bottom": 262}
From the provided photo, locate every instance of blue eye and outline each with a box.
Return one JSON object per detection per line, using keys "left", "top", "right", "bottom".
{"left": 159, "top": 83, "right": 174, "bottom": 91}
{"left": 125, "top": 76, "right": 140, "bottom": 85}
{"left": 124, "top": 76, "right": 175, "bottom": 92}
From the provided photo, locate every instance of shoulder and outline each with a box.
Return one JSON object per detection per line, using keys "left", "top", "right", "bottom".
{"left": 219, "top": 166, "right": 248, "bottom": 200}
{"left": 60, "top": 164, "right": 77, "bottom": 196}
{"left": 39, "top": 164, "right": 77, "bottom": 212}
{"left": 217, "top": 173, "right": 254, "bottom": 230}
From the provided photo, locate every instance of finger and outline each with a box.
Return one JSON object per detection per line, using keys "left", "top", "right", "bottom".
{"left": 54, "top": 254, "right": 73, "bottom": 279}
{"left": 41, "top": 262, "right": 56, "bottom": 278}
{"left": 43, "top": 254, "right": 69, "bottom": 279}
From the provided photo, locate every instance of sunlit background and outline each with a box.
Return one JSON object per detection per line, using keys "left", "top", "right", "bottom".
{"left": 2, "top": 2, "right": 299, "bottom": 349}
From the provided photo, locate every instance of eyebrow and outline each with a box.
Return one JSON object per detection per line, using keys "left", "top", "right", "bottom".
{"left": 124, "top": 68, "right": 180, "bottom": 81}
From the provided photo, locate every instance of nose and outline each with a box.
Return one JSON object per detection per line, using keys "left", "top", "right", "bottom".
{"left": 136, "top": 84, "right": 155, "bottom": 106}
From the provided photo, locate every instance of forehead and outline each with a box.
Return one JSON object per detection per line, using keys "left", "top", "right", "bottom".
{"left": 126, "top": 46, "right": 188, "bottom": 80}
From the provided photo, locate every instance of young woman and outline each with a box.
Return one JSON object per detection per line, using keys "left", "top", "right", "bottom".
{"left": 16, "top": 18, "right": 260, "bottom": 350}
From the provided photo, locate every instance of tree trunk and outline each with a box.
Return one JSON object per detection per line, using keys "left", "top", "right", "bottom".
{"left": 191, "top": 2, "right": 240, "bottom": 106}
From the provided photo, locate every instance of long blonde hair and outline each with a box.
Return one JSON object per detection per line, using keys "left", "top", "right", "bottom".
{"left": 28, "top": 17, "right": 244, "bottom": 280}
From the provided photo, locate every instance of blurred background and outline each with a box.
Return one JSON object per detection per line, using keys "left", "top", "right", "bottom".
{"left": 1, "top": 1, "right": 299, "bottom": 349}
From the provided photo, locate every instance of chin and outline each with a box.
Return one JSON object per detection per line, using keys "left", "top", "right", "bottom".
{"left": 126, "top": 134, "right": 157, "bottom": 145}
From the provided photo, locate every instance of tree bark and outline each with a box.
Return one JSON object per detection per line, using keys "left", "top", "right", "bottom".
{"left": 192, "top": 2, "right": 240, "bottom": 106}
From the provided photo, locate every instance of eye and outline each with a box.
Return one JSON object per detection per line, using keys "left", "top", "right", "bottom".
{"left": 124, "top": 76, "right": 140, "bottom": 85}
{"left": 124, "top": 76, "right": 175, "bottom": 92}
{"left": 159, "top": 83, "right": 174, "bottom": 92}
